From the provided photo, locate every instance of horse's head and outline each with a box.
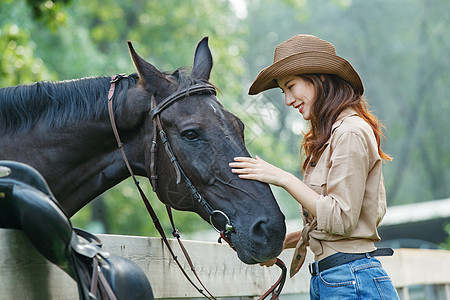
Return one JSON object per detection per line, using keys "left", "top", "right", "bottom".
{"left": 128, "top": 37, "right": 286, "bottom": 264}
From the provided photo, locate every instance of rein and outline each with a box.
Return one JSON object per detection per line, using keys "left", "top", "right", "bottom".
{"left": 107, "top": 74, "right": 286, "bottom": 300}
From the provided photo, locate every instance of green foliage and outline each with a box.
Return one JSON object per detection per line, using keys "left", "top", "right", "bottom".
{"left": 0, "top": 1, "right": 55, "bottom": 85}
{"left": 1, "top": 0, "right": 247, "bottom": 237}
{"left": 2, "top": 0, "right": 450, "bottom": 237}
{"left": 25, "top": 0, "right": 68, "bottom": 30}
{"left": 0, "top": 24, "right": 53, "bottom": 85}
{"left": 440, "top": 223, "right": 450, "bottom": 250}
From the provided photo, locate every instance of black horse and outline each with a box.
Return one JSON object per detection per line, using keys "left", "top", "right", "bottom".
{"left": 0, "top": 37, "right": 286, "bottom": 294}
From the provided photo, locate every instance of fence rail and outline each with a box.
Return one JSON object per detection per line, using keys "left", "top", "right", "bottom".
{"left": 1, "top": 228, "right": 449, "bottom": 299}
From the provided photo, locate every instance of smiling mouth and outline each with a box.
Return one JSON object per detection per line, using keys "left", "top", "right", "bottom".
{"left": 295, "top": 103, "right": 304, "bottom": 113}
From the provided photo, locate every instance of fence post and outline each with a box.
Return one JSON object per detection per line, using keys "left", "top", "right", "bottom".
{"left": 399, "top": 287, "right": 410, "bottom": 300}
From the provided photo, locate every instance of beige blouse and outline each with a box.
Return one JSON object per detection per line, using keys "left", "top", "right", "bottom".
{"left": 301, "top": 108, "right": 387, "bottom": 261}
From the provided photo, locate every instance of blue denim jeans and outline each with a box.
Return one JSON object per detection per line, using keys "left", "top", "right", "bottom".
{"left": 309, "top": 256, "right": 399, "bottom": 299}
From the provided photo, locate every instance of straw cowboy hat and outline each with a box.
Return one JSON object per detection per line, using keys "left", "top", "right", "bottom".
{"left": 248, "top": 34, "right": 364, "bottom": 95}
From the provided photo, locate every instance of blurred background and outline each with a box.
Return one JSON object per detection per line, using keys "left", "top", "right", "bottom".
{"left": 1, "top": 0, "right": 449, "bottom": 252}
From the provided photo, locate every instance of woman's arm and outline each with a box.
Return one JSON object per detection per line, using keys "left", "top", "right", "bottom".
{"left": 229, "top": 156, "right": 319, "bottom": 217}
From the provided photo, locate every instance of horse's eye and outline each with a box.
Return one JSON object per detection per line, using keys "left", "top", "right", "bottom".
{"left": 182, "top": 130, "right": 199, "bottom": 141}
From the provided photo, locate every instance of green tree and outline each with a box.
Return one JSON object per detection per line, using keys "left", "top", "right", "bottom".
{"left": 441, "top": 223, "right": 450, "bottom": 250}
{"left": 2, "top": 0, "right": 450, "bottom": 238}
{"left": 0, "top": 0, "right": 250, "bottom": 237}
{"left": 0, "top": 2, "right": 55, "bottom": 85}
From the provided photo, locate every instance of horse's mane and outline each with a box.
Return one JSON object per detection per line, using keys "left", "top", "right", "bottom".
{"left": 0, "top": 74, "right": 138, "bottom": 135}
{"left": 0, "top": 67, "right": 211, "bottom": 135}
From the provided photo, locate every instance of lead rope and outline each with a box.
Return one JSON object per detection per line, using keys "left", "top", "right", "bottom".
{"left": 108, "top": 75, "right": 216, "bottom": 300}
{"left": 258, "top": 259, "right": 287, "bottom": 300}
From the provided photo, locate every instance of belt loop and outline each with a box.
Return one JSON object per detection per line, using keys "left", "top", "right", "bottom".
{"left": 309, "top": 262, "right": 319, "bottom": 276}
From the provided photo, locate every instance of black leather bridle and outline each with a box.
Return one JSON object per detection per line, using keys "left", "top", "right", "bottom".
{"left": 107, "top": 74, "right": 286, "bottom": 300}
{"left": 148, "top": 81, "right": 234, "bottom": 235}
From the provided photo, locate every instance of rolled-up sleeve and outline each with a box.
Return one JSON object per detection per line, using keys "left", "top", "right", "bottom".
{"left": 316, "top": 131, "right": 369, "bottom": 236}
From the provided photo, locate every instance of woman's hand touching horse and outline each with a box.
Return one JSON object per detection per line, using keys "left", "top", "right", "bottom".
{"left": 230, "top": 155, "right": 319, "bottom": 218}
{"left": 229, "top": 156, "right": 290, "bottom": 187}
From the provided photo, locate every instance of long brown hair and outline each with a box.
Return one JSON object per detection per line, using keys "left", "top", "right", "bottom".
{"left": 300, "top": 74, "right": 392, "bottom": 172}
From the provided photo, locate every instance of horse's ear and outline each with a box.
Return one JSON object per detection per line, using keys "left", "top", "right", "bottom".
{"left": 191, "top": 37, "right": 213, "bottom": 81}
{"left": 127, "top": 41, "right": 175, "bottom": 94}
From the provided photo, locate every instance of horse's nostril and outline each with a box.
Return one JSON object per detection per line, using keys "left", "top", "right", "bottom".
{"left": 247, "top": 217, "right": 285, "bottom": 259}
{"left": 250, "top": 219, "right": 269, "bottom": 245}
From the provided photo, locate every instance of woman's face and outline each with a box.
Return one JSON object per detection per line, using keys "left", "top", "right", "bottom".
{"left": 277, "top": 75, "right": 316, "bottom": 120}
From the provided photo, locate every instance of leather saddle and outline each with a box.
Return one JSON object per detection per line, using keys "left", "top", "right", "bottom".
{"left": 0, "top": 161, "right": 154, "bottom": 300}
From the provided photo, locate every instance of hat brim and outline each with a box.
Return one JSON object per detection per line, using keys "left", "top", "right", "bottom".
{"left": 248, "top": 51, "right": 364, "bottom": 95}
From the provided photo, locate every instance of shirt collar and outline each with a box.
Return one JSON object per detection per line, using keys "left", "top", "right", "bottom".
{"left": 331, "top": 108, "right": 359, "bottom": 133}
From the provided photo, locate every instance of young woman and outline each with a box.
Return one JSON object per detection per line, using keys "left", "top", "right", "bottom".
{"left": 229, "top": 34, "right": 399, "bottom": 299}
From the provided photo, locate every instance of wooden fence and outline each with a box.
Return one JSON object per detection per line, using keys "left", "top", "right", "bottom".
{"left": 1, "top": 228, "right": 450, "bottom": 299}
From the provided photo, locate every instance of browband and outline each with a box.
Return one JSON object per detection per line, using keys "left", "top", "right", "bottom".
{"left": 149, "top": 83, "right": 216, "bottom": 119}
